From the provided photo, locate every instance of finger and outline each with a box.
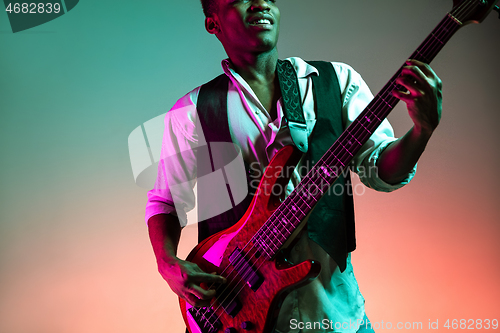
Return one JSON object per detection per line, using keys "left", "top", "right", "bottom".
{"left": 391, "top": 89, "right": 415, "bottom": 103}
{"left": 191, "top": 271, "right": 227, "bottom": 284}
{"left": 406, "top": 59, "right": 440, "bottom": 82}
{"left": 185, "top": 293, "right": 212, "bottom": 308}
{"left": 395, "top": 74, "right": 424, "bottom": 96}
{"left": 400, "top": 65, "right": 427, "bottom": 86}
{"left": 190, "top": 284, "right": 217, "bottom": 300}
{"left": 209, "top": 271, "right": 227, "bottom": 283}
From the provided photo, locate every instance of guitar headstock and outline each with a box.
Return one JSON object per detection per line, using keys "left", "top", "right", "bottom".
{"left": 451, "top": 0, "right": 500, "bottom": 25}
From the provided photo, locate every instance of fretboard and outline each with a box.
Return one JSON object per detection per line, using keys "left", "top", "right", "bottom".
{"left": 251, "top": 3, "right": 478, "bottom": 259}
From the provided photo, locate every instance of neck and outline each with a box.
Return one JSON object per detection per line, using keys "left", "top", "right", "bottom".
{"left": 227, "top": 48, "right": 279, "bottom": 84}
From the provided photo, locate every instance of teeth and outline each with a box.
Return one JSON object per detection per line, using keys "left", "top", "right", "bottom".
{"left": 253, "top": 19, "right": 271, "bottom": 24}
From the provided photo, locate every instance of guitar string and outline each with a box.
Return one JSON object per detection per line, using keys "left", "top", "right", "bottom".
{"left": 193, "top": 1, "right": 476, "bottom": 329}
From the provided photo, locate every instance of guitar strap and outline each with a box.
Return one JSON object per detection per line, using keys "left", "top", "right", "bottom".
{"left": 276, "top": 59, "right": 308, "bottom": 153}
{"left": 196, "top": 60, "right": 355, "bottom": 272}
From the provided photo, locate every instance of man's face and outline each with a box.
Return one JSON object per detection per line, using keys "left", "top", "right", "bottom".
{"left": 207, "top": 0, "right": 280, "bottom": 55}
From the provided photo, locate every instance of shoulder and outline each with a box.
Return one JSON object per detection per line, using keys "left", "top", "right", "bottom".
{"left": 164, "top": 86, "right": 201, "bottom": 142}
{"left": 329, "top": 62, "right": 366, "bottom": 92}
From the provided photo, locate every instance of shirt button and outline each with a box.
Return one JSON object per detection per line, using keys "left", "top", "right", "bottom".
{"left": 255, "top": 110, "right": 261, "bottom": 114}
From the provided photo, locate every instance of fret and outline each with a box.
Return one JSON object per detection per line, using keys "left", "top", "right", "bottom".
{"left": 258, "top": 227, "right": 280, "bottom": 252}
{"left": 271, "top": 217, "right": 288, "bottom": 240}
{"left": 345, "top": 129, "right": 363, "bottom": 149}
{"left": 287, "top": 201, "right": 304, "bottom": 222}
{"left": 346, "top": 130, "right": 363, "bottom": 149}
{"left": 267, "top": 233, "right": 281, "bottom": 252}
{"left": 323, "top": 164, "right": 338, "bottom": 178}
{"left": 329, "top": 151, "right": 345, "bottom": 168}
{"left": 343, "top": 124, "right": 366, "bottom": 145}
{"left": 315, "top": 165, "right": 337, "bottom": 186}
{"left": 430, "top": 32, "right": 444, "bottom": 45}
{"left": 316, "top": 178, "right": 331, "bottom": 195}
{"left": 307, "top": 179, "right": 323, "bottom": 199}
{"left": 287, "top": 202, "right": 305, "bottom": 221}
{"left": 388, "top": 80, "right": 399, "bottom": 90}
{"left": 291, "top": 190, "right": 312, "bottom": 210}
{"left": 341, "top": 131, "right": 362, "bottom": 154}
{"left": 338, "top": 141, "right": 353, "bottom": 157}
{"left": 356, "top": 119, "right": 372, "bottom": 135}
{"left": 255, "top": 239, "right": 272, "bottom": 259}
{"left": 271, "top": 225, "right": 286, "bottom": 245}
{"left": 278, "top": 216, "right": 294, "bottom": 235}
{"left": 305, "top": 182, "right": 323, "bottom": 199}
{"left": 374, "top": 95, "right": 397, "bottom": 120}
{"left": 285, "top": 200, "right": 306, "bottom": 220}
{"left": 343, "top": 138, "right": 356, "bottom": 151}
{"left": 274, "top": 212, "right": 293, "bottom": 232}
{"left": 319, "top": 154, "right": 338, "bottom": 173}
{"left": 298, "top": 185, "right": 318, "bottom": 204}
{"left": 371, "top": 95, "right": 392, "bottom": 115}
{"left": 415, "top": 49, "right": 431, "bottom": 63}
{"left": 379, "top": 95, "right": 395, "bottom": 109}
{"left": 366, "top": 107, "right": 382, "bottom": 122}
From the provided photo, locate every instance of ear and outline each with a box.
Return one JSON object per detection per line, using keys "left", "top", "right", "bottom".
{"left": 205, "top": 17, "right": 220, "bottom": 35}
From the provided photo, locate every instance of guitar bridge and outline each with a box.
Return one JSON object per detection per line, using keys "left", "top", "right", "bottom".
{"left": 187, "top": 307, "right": 222, "bottom": 333}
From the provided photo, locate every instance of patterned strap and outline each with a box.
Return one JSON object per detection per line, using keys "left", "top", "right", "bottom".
{"left": 276, "top": 59, "right": 309, "bottom": 153}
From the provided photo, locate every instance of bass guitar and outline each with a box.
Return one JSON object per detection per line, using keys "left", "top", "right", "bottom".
{"left": 180, "top": 1, "right": 499, "bottom": 332}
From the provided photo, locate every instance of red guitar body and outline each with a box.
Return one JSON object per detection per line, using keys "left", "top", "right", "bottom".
{"left": 180, "top": 145, "right": 321, "bottom": 333}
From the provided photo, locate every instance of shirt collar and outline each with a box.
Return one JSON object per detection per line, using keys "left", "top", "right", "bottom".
{"left": 221, "top": 57, "right": 319, "bottom": 79}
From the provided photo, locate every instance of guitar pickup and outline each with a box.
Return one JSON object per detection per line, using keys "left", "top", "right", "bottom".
{"left": 229, "top": 247, "right": 264, "bottom": 291}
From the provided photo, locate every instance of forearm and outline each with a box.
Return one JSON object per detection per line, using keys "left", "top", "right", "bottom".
{"left": 147, "top": 213, "right": 226, "bottom": 306}
{"left": 148, "top": 213, "right": 182, "bottom": 266}
{"left": 379, "top": 58, "right": 442, "bottom": 185}
{"left": 377, "top": 125, "right": 432, "bottom": 185}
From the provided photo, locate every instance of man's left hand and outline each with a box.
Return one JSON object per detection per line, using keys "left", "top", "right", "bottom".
{"left": 392, "top": 59, "right": 442, "bottom": 136}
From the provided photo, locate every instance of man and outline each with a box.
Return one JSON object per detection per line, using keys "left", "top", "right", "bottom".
{"left": 146, "top": 0, "right": 442, "bottom": 332}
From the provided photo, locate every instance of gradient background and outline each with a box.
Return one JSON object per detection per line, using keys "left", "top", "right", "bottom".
{"left": 1, "top": 0, "right": 499, "bottom": 332}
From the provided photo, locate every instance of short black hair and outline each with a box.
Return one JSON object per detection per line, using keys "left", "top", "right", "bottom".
{"left": 200, "top": 0, "right": 218, "bottom": 17}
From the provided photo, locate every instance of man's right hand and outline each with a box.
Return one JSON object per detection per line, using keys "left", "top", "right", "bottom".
{"left": 158, "top": 257, "right": 226, "bottom": 307}
{"left": 148, "top": 214, "right": 227, "bottom": 307}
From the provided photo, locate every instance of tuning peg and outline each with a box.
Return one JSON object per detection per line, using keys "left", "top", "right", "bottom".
{"left": 494, "top": 5, "right": 500, "bottom": 19}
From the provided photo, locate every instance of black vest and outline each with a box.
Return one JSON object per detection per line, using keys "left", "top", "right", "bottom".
{"left": 195, "top": 61, "right": 355, "bottom": 272}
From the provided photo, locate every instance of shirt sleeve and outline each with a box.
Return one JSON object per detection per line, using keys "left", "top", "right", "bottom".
{"left": 332, "top": 62, "right": 417, "bottom": 192}
{"left": 145, "top": 88, "right": 201, "bottom": 226}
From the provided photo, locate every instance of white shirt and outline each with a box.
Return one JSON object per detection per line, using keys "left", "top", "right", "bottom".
{"left": 146, "top": 57, "right": 416, "bottom": 333}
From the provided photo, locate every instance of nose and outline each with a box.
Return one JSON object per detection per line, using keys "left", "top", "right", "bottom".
{"left": 249, "top": 0, "right": 271, "bottom": 12}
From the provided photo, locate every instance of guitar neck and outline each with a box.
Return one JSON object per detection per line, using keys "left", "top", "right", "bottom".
{"left": 252, "top": 6, "right": 474, "bottom": 259}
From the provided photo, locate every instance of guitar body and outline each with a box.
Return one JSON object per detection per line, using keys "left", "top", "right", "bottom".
{"left": 180, "top": 145, "right": 321, "bottom": 333}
